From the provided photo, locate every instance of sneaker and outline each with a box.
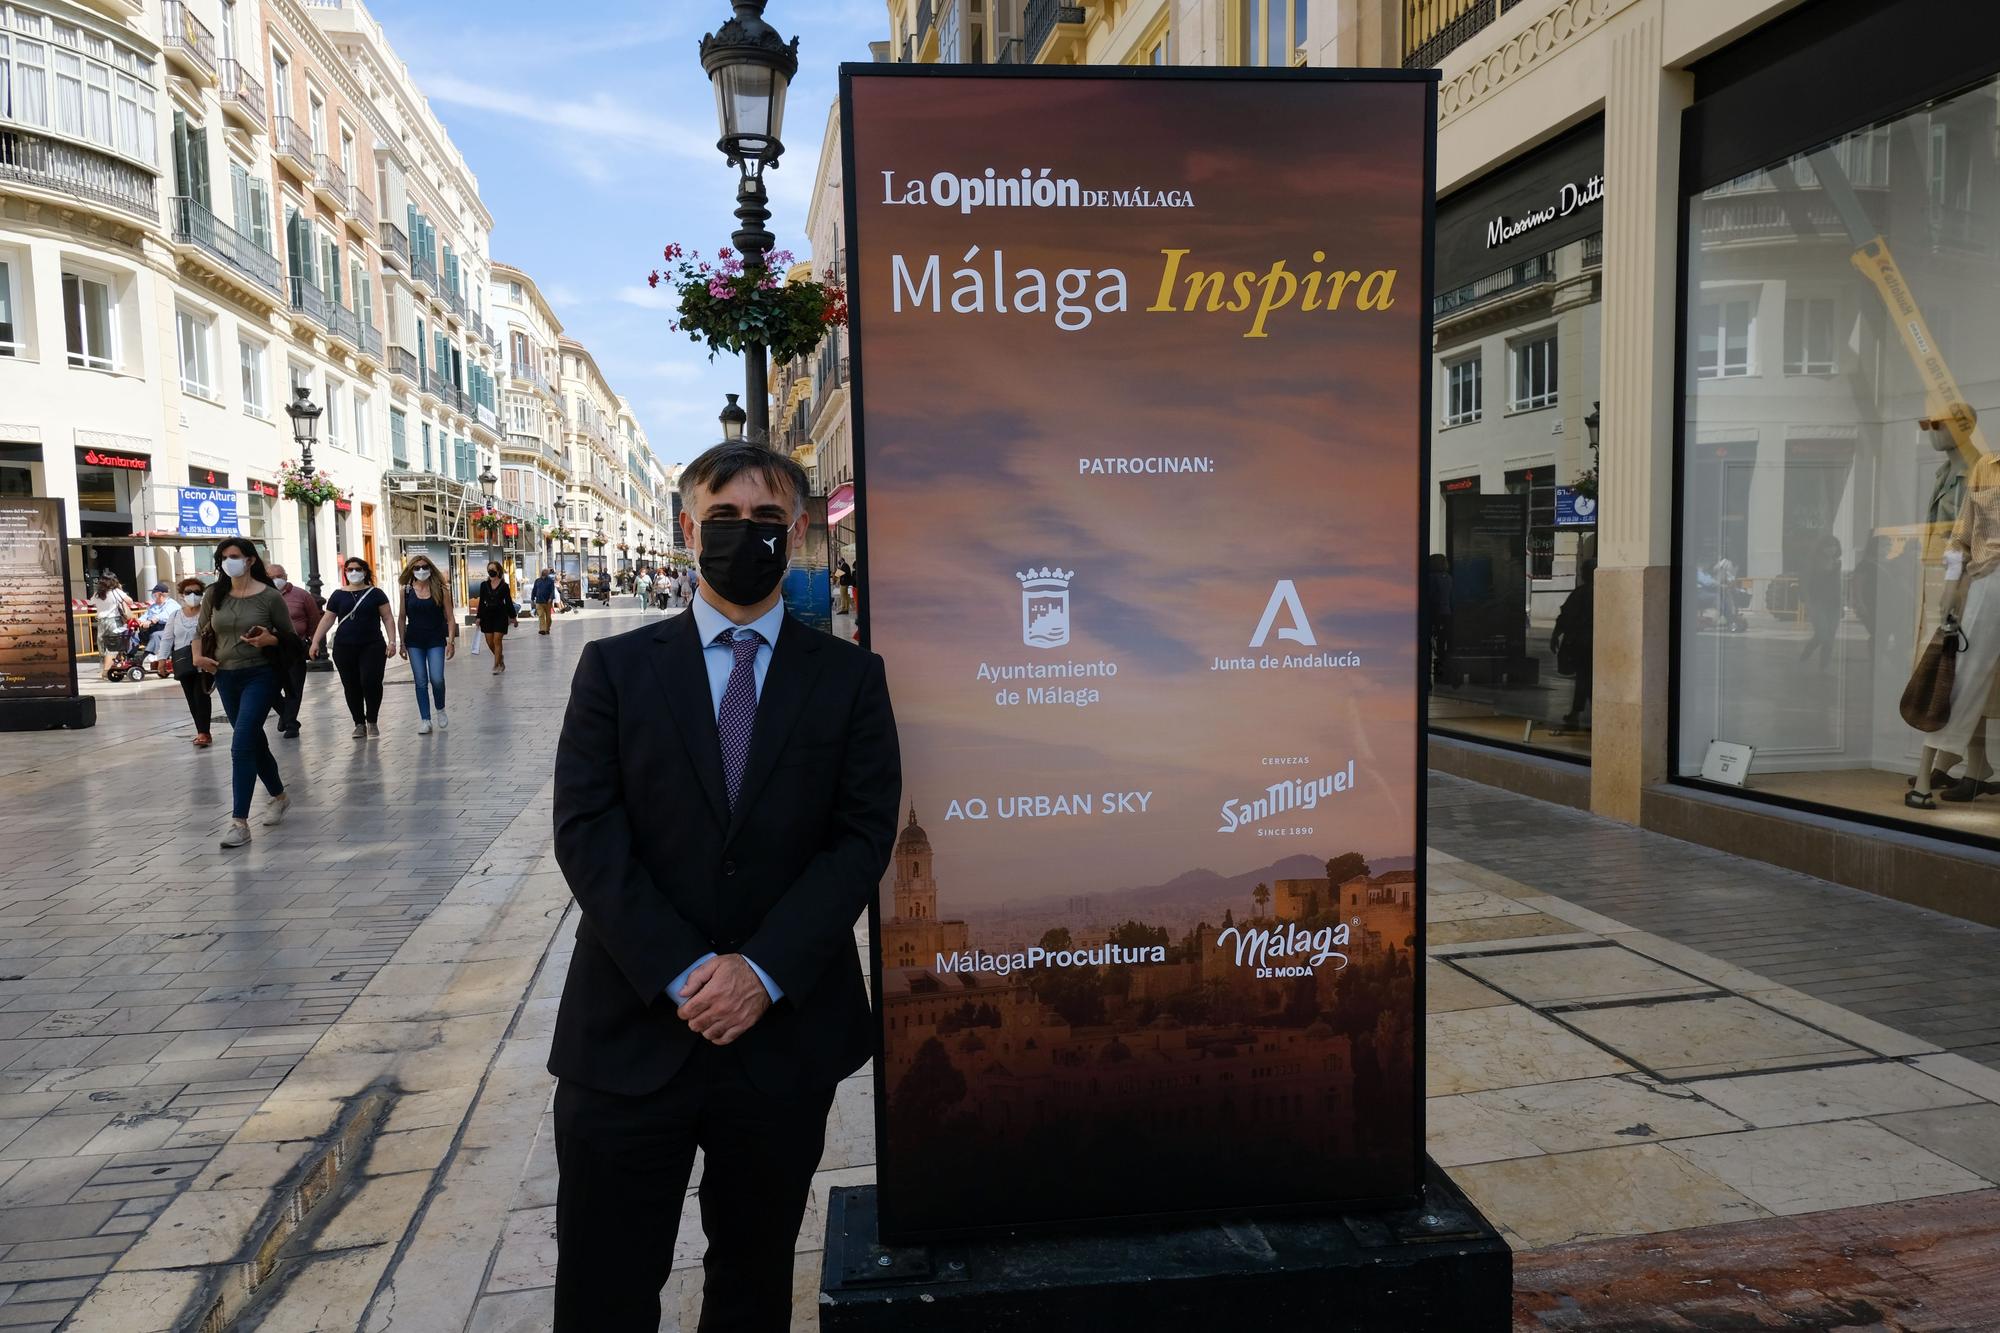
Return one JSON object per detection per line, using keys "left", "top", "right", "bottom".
{"left": 261, "top": 793, "right": 290, "bottom": 827}
{"left": 352, "top": 722, "right": 367, "bottom": 738}
{"left": 220, "top": 819, "right": 251, "bottom": 849}
{"left": 366, "top": 722, "right": 380, "bottom": 738}
{"left": 434, "top": 710, "right": 448, "bottom": 731}
{"left": 417, "top": 719, "right": 433, "bottom": 735}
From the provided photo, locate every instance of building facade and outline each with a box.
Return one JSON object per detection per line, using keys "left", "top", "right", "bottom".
{"left": 871, "top": 0, "right": 2000, "bottom": 917}
{"left": 1, "top": 0, "right": 654, "bottom": 614}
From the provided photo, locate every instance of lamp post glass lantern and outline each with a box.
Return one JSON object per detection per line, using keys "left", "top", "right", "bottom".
{"left": 720, "top": 393, "right": 747, "bottom": 444}
{"left": 701, "top": 1, "right": 798, "bottom": 447}
{"left": 284, "top": 387, "right": 325, "bottom": 602}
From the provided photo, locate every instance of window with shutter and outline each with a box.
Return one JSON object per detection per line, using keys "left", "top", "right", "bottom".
{"left": 249, "top": 177, "right": 272, "bottom": 253}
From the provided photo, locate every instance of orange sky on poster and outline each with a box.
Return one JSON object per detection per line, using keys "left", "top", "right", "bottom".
{"left": 850, "top": 73, "right": 1429, "bottom": 908}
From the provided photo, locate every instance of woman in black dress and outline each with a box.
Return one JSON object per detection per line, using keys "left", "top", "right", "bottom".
{"left": 475, "top": 561, "right": 519, "bottom": 674}
{"left": 308, "top": 556, "right": 397, "bottom": 737}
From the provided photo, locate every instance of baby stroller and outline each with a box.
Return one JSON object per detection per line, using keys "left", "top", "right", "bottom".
{"left": 104, "top": 616, "right": 159, "bottom": 682}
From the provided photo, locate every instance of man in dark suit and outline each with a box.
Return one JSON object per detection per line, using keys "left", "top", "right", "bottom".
{"left": 550, "top": 442, "right": 900, "bottom": 1332}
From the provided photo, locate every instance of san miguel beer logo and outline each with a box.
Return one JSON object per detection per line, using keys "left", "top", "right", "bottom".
{"left": 1017, "top": 567, "right": 1073, "bottom": 649}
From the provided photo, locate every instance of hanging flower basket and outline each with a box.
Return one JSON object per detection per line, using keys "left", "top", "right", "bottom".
{"left": 546, "top": 526, "right": 573, "bottom": 543}
{"left": 278, "top": 460, "right": 340, "bottom": 508}
{"left": 468, "top": 506, "right": 504, "bottom": 537}
{"left": 646, "top": 243, "right": 847, "bottom": 364}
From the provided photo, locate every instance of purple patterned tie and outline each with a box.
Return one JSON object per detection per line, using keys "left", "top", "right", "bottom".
{"left": 717, "top": 628, "right": 763, "bottom": 810}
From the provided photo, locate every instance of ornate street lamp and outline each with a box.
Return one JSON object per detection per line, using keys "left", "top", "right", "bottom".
{"left": 1585, "top": 401, "right": 1601, "bottom": 450}
{"left": 719, "top": 392, "right": 747, "bottom": 444}
{"left": 701, "top": 1, "right": 797, "bottom": 447}
{"left": 284, "top": 387, "right": 325, "bottom": 604}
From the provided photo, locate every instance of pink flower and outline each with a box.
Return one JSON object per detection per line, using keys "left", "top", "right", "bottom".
{"left": 717, "top": 247, "right": 733, "bottom": 260}
{"left": 647, "top": 272, "right": 660, "bottom": 288}
{"left": 707, "top": 276, "right": 731, "bottom": 300}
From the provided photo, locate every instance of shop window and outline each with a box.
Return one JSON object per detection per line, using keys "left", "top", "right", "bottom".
{"left": 1443, "top": 355, "right": 1482, "bottom": 426}
{"left": 1509, "top": 332, "right": 1557, "bottom": 410}
{"left": 0, "top": 258, "right": 19, "bottom": 356}
{"left": 1694, "top": 298, "right": 1755, "bottom": 379}
{"left": 1783, "top": 298, "right": 1837, "bottom": 375}
{"left": 62, "top": 273, "right": 116, "bottom": 371}
{"left": 176, "top": 307, "right": 214, "bottom": 399}
{"left": 239, "top": 338, "right": 267, "bottom": 417}
{"left": 1506, "top": 466, "right": 1557, "bottom": 579}
{"left": 1679, "top": 72, "right": 2000, "bottom": 843}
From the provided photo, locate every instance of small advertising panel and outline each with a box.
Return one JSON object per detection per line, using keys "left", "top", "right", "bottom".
{"left": 0, "top": 498, "right": 81, "bottom": 701}
{"left": 177, "top": 487, "right": 244, "bottom": 539}
{"left": 845, "top": 66, "right": 1434, "bottom": 1238}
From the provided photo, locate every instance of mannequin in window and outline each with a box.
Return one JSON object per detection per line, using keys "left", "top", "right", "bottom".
{"left": 1908, "top": 449, "right": 2000, "bottom": 809}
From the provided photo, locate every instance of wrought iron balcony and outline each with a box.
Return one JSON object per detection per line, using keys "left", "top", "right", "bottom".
{"left": 288, "top": 274, "right": 329, "bottom": 326}
{"left": 426, "top": 367, "right": 454, "bottom": 401}
{"left": 1402, "top": 0, "right": 1523, "bottom": 69}
{"left": 995, "top": 37, "right": 1025, "bottom": 64}
{"left": 272, "top": 116, "right": 314, "bottom": 171}
{"left": 171, "top": 195, "right": 281, "bottom": 295}
{"left": 1024, "top": 0, "right": 1084, "bottom": 60}
{"left": 410, "top": 249, "right": 438, "bottom": 290}
{"left": 162, "top": 1, "right": 217, "bottom": 82}
{"left": 357, "top": 321, "right": 383, "bottom": 362}
{"left": 390, "top": 346, "right": 419, "bottom": 381}
{"left": 324, "top": 299, "right": 361, "bottom": 349}
{"left": 0, "top": 129, "right": 157, "bottom": 221}
{"left": 379, "top": 220, "right": 409, "bottom": 269}
{"left": 312, "top": 154, "right": 349, "bottom": 209}
{"left": 219, "top": 59, "right": 266, "bottom": 130}
{"left": 345, "top": 186, "right": 374, "bottom": 234}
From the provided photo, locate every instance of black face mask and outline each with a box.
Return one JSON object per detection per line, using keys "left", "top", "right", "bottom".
{"left": 698, "top": 519, "right": 790, "bottom": 606}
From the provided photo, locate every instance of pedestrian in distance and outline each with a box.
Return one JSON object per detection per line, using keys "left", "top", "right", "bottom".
{"left": 397, "top": 555, "right": 457, "bottom": 734}
{"left": 549, "top": 442, "right": 902, "bottom": 1333}
{"left": 267, "top": 563, "right": 317, "bottom": 738}
{"left": 476, "top": 561, "right": 519, "bottom": 673}
{"left": 160, "top": 576, "right": 212, "bottom": 748}
{"left": 191, "top": 537, "right": 300, "bottom": 848}
{"left": 88, "top": 574, "right": 136, "bottom": 680}
{"left": 309, "top": 556, "right": 397, "bottom": 738}
{"left": 533, "top": 567, "right": 557, "bottom": 635}
{"left": 635, "top": 567, "right": 652, "bottom": 611}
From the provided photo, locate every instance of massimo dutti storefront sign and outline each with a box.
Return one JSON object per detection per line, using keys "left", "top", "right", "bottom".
{"left": 1437, "top": 117, "right": 1604, "bottom": 294}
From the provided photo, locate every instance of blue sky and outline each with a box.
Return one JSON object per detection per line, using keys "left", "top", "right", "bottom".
{"left": 363, "top": 0, "right": 883, "bottom": 468}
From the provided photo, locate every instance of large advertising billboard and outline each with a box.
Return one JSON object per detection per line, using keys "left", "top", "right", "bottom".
{"left": 0, "top": 499, "right": 81, "bottom": 702}
{"left": 845, "top": 66, "right": 1435, "bottom": 1239}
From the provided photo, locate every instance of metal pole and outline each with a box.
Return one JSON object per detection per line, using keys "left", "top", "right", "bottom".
{"left": 733, "top": 171, "right": 774, "bottom": 446}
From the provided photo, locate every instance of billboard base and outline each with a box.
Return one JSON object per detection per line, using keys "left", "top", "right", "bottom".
{"left": 819, "top": 1159, "right": 1510, "bottom": 1331}
{"left": 0, "top": 697, "right": 97, "bottom": 731}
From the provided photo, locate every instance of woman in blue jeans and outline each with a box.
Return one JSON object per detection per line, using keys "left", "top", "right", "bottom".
{"left": 397, "top": 554, "right": 458, "bottom": 734}
{"left": 190, "top": 537, "right": 301, "bottom": 848}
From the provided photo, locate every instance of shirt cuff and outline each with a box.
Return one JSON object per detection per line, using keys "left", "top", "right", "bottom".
{"left": 664, "top": 952, "right": 784, "bottom": 1005}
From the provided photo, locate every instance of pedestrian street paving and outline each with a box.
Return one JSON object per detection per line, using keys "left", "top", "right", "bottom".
{"left": 8, "top": 612, "right": 2000, "bottom": 1331}
{"left": 0, "top": 605, "right": 661, "bottom": 1331}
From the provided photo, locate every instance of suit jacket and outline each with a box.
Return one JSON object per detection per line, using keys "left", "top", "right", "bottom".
{"left": 549, "top": 608, "right": 901, "bottom": 1096}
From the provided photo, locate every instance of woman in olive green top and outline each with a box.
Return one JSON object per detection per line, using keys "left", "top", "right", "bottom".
{"left": 191, "top": 537, "right": 302, "bottom": 848}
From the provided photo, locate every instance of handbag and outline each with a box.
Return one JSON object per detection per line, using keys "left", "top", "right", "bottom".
{"left": 1900, "top": 616, "right": 1968, "bottom": 732}
{"left": 172, "top": 644, "right": 197, "bottom": 680}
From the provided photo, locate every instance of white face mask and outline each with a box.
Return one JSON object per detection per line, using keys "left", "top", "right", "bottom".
{"left": 221, "top": 557, "right": 248, "bottom": 579}
{"left": 413, "top": 568, "right": 432, "bottom": 582}
{"left": 346, "top": 570, "right": 367, "bottom": 585}
{"left": 183, "top": 593, "right": 202, "bottom": 607}
{"left": 272, "top": 578, "right": 288, "bottom": 591}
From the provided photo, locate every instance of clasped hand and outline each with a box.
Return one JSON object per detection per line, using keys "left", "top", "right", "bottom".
{"left": 677, "top": 954, "right": 769, "bottom": 1046}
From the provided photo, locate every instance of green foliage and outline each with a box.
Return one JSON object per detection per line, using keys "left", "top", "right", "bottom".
{"left": 1324, "top": 852, "right": 1370, "bottom": 886}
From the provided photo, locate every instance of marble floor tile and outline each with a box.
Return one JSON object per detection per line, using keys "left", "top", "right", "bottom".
{"left": 1425, "top": 1094, "right": 1544, "bottom": 1167}
{"left": 467, "top": 1286, "right": 556, "bottom": 1333}
{"left": 254, "top": 1242, "right": 395, "bottom": 1333}
{"left": 311, "top": 1170, "right": 430, "bottom": 1250}
{"left": 1428, "top": 1005, "right": 1633, "bottom": 1097}
{"left": 1561, "top": 996, "right": 1864, "bottom": 1080}
{"left": 486, "top": 1204, "right": 557, "bottom": 1294}
{"left": 1450, "top": 1143, "right": 1768, "bottom": 1249}
{"left": 1428, "top": 890, "right": 1543, "bottom": 923}
{"left": 111, "top": 1187, "right": 265, "bottom": 1270}
{"left": 1425, "top": 962, "right": 1512, "bottom": 1014}
{"left": 1459, "top": 945, "right": 1714, "bottom": 1008}
{"left": 1869, "top": 1102, "right": 2000, "bottom": 1184}
{"left": 58, "top": 1269, "right": 205, "bottom": 1333}
{"left": 1684, "top": 1061, "right": 1979, "bottom": 1129}
{"left": 1664, "top": 1121, "right": 1989, "bottom": 1216}
{"left": 1457, "top": 1074, "right": 1749, "bottom": 1154}
{"left": 1427, "top": 913, "right": 1583, "bottom": 947}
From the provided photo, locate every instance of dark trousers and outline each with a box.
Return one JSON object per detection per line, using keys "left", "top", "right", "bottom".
{"left": 213, "top": 665, "right": 283, "bottom": 818}
{"left": 275, "top": 654, "right": 308, "bottom": 732}
{"left": 331, "top": 637, "right": 386, "bottom": 724}
{"left": 178, "top": 670, "right": 212, "bottom": 733}
{"left": 553, "top": 1046, "right": 835, "bottom": 1333}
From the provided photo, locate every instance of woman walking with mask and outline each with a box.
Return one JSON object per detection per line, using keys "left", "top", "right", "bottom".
{"left": 309, "top": 556, "right": 397, "bottom": 737}
{"left": 190, "top": 538, "right": 299, "bottom": 847}
{"left": 474, "top": 562, "right": 519, "bottom": 674}
{"left": 161, "top": 576, "right": 213, "bottom": 748}
{"left": 397, "top": 555, "right": 457, "bottom": 734}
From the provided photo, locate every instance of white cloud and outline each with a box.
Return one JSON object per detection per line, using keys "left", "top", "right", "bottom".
{"left": 416, "top": 73, "right": 712, "bottom": 162}
{"left": 614, "top": 283, "right": 678, "bottom": 311}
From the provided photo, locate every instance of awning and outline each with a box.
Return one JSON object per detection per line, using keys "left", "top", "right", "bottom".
{"left": 826, "top": 482, "right": 855, "bottom": 527}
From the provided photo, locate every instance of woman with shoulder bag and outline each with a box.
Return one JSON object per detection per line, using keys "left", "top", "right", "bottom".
{"left": 192, "top": 538, "right": 299, "bottom": 848}
{"left": 161, "top": 576, "right": 213, "bottom": 748}
{"left": 396, "top": 555, "right": 457, "bottom": 734}
{"left": 309, "top": 556, "right": 398, "bottom": 738}
{"left": 475, "top": 562, "right": 519, "bottom": 674}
